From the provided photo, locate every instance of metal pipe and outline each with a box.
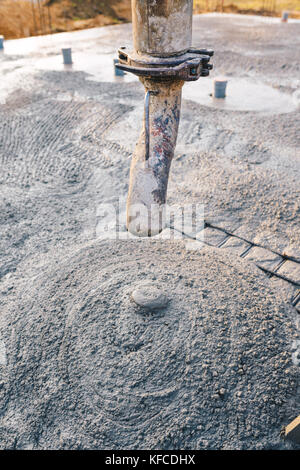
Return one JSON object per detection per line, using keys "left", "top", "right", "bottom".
{"left": 114, "top": 59, "right": 125, "bottom": 76}
{"left": 127, "top": 79, "right": 183, "bottom": 236}
{"left": 62, "top": 48, "right": 72, "bottom": 65}
{"left": 214, "top": 78, "right": 227, "bottom": 98}
{"left": 132, "top": 0, "right": 193, "bottom": 57}
{"left": 117, "top": 1, "right": 213, "bottom": 236}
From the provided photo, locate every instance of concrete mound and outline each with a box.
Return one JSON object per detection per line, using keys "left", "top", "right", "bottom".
{"left": 0, "top": 240, "right": 298, "bottom": 449}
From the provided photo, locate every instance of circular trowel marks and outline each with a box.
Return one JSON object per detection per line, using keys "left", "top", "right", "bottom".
{"left": 183, "top": 77, "right": 297, "bottom": 114}
{"left": 0, "top": 241, "right": 297, "bottom": 449}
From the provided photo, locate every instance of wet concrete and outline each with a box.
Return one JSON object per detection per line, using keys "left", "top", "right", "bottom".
{"left": 183, "top": 77, "right": 298, "bottom": 114}
{"left": 0, "top": 14, "right": 299, "bottom": 450}
{"left": 0, "top": 240, "right": 299, "bottom": 450}
{"left": 36, "top": 52, "right": 137, "bottom": 83}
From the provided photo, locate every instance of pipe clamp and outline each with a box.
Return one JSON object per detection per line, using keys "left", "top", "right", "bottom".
{"left": 117, "top": 47, "right": 213, "bottom": 82}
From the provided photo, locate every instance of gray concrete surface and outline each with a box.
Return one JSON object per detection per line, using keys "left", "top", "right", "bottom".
{"left": 0, "top": 241, "right": 299, "bottom": 450}
{"left": 0, "top": 13, "right": 299, "bottom": 449}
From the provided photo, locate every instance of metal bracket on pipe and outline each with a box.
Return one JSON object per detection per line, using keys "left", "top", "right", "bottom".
{"left": 116, "top": 47, "right": 213, "bottom": 81}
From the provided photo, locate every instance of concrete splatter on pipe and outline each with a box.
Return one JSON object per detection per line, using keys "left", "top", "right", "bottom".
{"left": 127, "top": 79, "right": 184, "bottom": 236}
{"left": 118, "top": 0, "right": 213, "bottom": 236}
{"left": 132, "top": 0, "right": 193, "bottom": 57}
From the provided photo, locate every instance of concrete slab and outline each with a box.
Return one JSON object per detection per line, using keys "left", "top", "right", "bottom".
{"left": 196, "top": 227, "right": 228, "bottom": 246}
{"left": 183, "top": 77, "right": 297, "bottom": 114}
{"left": 220, "top": 236, "right": 251, "bottom": 257}
{"left": 244, "top": 246, "right": 282, "bottom": 271}
{"left": 0, "top": 241, "right": 298, "bottom": 450}
{"left": 278, "top": 261, "right": 300, "bottom": 285}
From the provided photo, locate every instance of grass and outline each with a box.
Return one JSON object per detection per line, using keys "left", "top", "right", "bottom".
{"left": 0, "top": 0, "right": 299, "bottom": 40}
{"left": 0, "top": 0, "right": 38, "bottom": 38}
{"left": 0, "top": 0, "right": 61, "bottom": 38}
{"left": 0, "top": 0, "right": 132, "bottom": 39}
{"left": 194, "top": 0, "right": 300, "bottom": 14}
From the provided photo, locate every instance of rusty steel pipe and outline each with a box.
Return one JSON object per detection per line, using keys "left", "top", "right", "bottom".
{"left": 117, "top": 1, "right": 213, "bottom": 236}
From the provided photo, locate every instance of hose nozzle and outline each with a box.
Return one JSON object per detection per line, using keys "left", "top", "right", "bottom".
{"left": 117, "top": 1, "right": 213, "bottom": 236}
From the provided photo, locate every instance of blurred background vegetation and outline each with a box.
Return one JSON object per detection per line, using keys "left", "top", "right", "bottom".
{"left": 0, "top": 0, "right": 299, "bottom": 39}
